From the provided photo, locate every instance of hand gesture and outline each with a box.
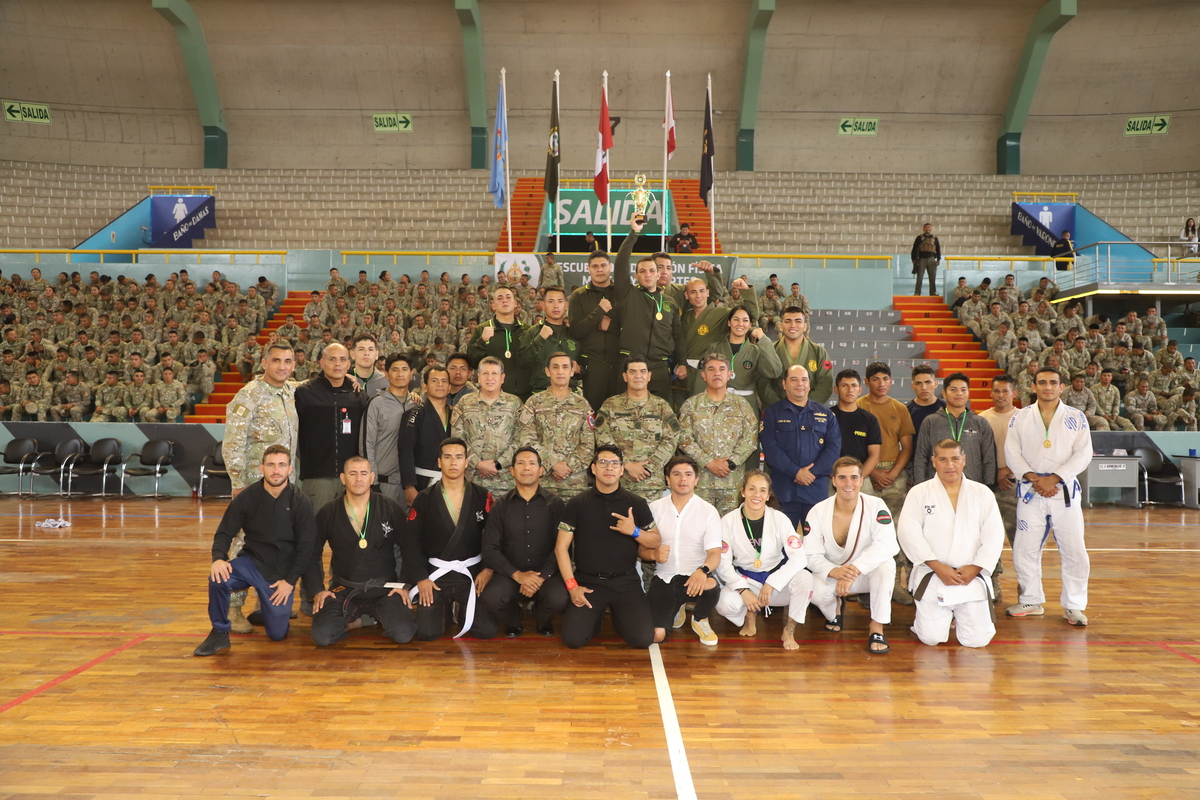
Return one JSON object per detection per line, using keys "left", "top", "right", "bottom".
{"left": 209, "top": 559, "right": 232, "bottom": 583}
{"left": 540, "top": 325, "right": 554, "bottom": 340}
{"left": 794, "top": 465, "right": 816, "bottom": 486}
{"left": 685, "top": 569, "right": 712, "bottom": 597}
{"left": 731, "top": 277, "right": 748, "bottom": 290}
{"left": 416, "top": 578, "right": 440, "bottom": 606}
{"left": 268, "top": 579, "right": 293, "bottom": 606}
{"left": 695, "top": 260, "right": 715, "bottom": 274}
{"left": 610, "top": 507, "right": 637, "bottom": 536}
{"left": 673, "top": 364, "right": 688, "bottom": 380}
{"left": 930, "top": 560, "right": 965, "bottom": 585}
{"left": 598, "top": 298, "right": 613, "bottom": 313}
{"left": 741, "top": 587, "right": 763, "bottom": 613}
{"left": 655, "top": 544, "right": 671, "bottom": 564}
{"left": 757, "top": 583, "right": 774, "bottom": 607}
{"left": 569, "top": 584, "right": 594, "bottom": 608}
{"left": 749, "top": 327, "right": 765, "bottom": 343}
{"left": 707, "top": 458, "right": 731, "bottom": 478}
{"left": 551, "top": 461, "right": 571, "bottom": 480}
{"left": 482, "top": 325, "right": 495, "bottom": 342}
{"left": 630, "top": 216, "right": 645, "bottom": 233}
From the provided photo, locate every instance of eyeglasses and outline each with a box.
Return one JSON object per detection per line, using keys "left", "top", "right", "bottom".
{"left": 596, "top": 459, "right": 622, "bottom": 467}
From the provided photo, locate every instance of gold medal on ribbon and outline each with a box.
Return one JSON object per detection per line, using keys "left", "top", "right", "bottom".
{"left": 1044, "top": 440, "right": 1051, "bottom": 448}
{"left": 504, "top": 350, "right": 512, "bottom": 358}
{"left": 358, "top": 538, "right": 368, "bottom": 549}
{"left": 754, "top": 558, "right": 762, "bottom": 569}
{"left": 655, "top": 312, "right": 663, "bottom": 321}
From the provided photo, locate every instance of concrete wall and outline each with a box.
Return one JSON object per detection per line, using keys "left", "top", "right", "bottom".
{"left": 2, "top": 0, "right": 1197, "bottom": 174}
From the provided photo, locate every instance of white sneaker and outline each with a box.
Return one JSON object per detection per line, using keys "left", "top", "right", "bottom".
{"left": 1063, "top": 609, "right": 1089, "bottom": 626}
{"left": 691, "top": 617, "right": 718, "bottom": 646}
{"left": 1006, "top": 603, "right": 1045, "bottom": 617}
{"left": 672, "top": 605, "right": 687, "bottom": 629}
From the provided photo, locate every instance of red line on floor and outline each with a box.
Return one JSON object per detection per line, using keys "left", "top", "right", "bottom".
{"left": 1157, "top": 642, "right": 1200, "bottom": 664}
{"left": 0, "top": 633, "right": 150, "bottom": 714}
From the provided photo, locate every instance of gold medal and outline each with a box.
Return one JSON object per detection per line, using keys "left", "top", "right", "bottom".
{"left": 1044, "top": 440, "right": 1051, "bottom": 448}
{"left": 358, "top": 538, "right": 368, "bottom": 549}
{"left": 754, "top": 558, "right": 762, "bottom": 569}
{"left": 655, "top": 312, "right": 663, "bottom": 321}
{"left": 504, "top": 350, "right": 511, "bottom": 358}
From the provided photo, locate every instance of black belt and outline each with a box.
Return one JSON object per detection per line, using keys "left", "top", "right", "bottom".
{"left": 578, "top": 570, "right": 635, "bottom": 580}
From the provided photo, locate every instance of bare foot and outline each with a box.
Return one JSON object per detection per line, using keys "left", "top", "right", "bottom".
{"left": 346, "top": 618, "right": 363, "bottom": 631}
{"left": 739, "top": 613, "right": 757, "bottom": 637}
{"left": 782, "top": 619, "right": 799, "bottom": 651}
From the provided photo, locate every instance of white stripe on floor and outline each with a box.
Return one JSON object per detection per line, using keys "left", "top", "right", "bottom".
{"left": 648, "top": 643, "right": 698, "bottom": 800}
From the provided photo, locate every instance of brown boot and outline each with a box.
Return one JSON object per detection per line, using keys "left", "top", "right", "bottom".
{"left": 227, "top": 590, "right": 253, "bottom": 634}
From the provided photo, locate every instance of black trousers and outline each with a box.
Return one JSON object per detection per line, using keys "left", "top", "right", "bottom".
{"left": 310, "top": 586, "right": 416, "bottom": 646}
{"left": 647, "top": 360, "right": 671, "bottom": 403}
{"left": 581, "top": 354, "right": 620, "bottom": 415}
{"left": 647, "top": 574, "right": 720, "bottom": 630}
{"left": 478, "top": 573, "right": 570, "bottom": 631}
{"left": 414, "top": 571, "right": 499, "bottom": 641}
{"left": 561, "top": 572, "right": 653, "bottom": 650}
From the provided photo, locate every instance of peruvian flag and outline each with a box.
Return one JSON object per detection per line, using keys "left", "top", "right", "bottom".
{"left": 664, "top": 76, "right": 676, "bottom": 160}
{"left": 594, "top": 83, "right": 613, "bottom": 204}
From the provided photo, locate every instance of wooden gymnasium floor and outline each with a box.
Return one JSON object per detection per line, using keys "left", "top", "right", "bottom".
{"left": 1, "top": 497, "right": 1198, "bottom": 800}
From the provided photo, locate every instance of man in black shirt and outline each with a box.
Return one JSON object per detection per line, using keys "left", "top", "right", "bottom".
{"left": 295, "top": 342, "right": 366, "bottom": 512}
{"left": 195, "top": 445, "right": 317, "bottom": 656}
{"left": 398, "top": 364, "right": 452, "bottom": 505}
{"left": 479, "top": 446, "right": 569, "bottom": 637}
{"left": 554, "top": 444, "right": 661, "bottom": 649}
{"left": 830, "top": 369, "right": 881, "bottom": 480}
{"left": 401, "top": 437, "right": 498, "bottom": 640}
{"left": 305, "top": 456, "right": 415, "bottom": 646}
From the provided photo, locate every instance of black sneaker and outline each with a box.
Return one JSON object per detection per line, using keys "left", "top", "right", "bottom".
{"left": 505, "top": 624, "right": 524, "bottom": 638}
{"left": 537, "top": 623, "right": 554, "bottom": 637}
{"left": 194, "top": 628, "right": 230, "bottom": 657}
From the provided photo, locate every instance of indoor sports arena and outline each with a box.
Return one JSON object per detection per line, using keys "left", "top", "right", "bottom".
{"left": 2, "top": 2, "right": 1198, "bottom": 798}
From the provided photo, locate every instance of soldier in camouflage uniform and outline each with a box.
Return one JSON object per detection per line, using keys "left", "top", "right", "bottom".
{"left": 1156, "top": 340, "right": 1184, "bottom": 371}
{"left": 77, "top": 348, "right": 106, "bottom": 388}
{"left": 1163, "top": 386, "right": 1199, "bottom": 431}
{"left": 593, "top": 355, "right": 684, "bottom": 503}
{"left": 12, "top": 370, "right": 51, "bottom": 421}
{"left": 123, "top": 371, "right": 154, "bottom": 421}
{"left": 1092, "top": 369, "right": 1135, "bottom": 431}
{"left": 142, "top": 368, "right": 187, "bottom": 422}
{"left": 222, "top": 343, "right": 300, "bottom": 633}
{"left": 1129, "top": 342, "right": 1155, "bottom": 380}
{"left": 89, "top": 372, "right": 128, "bottom": 422}
{"left": 517, "top": 352, "right": 595, "bottom": 500}
{"left": 1124, "top": 378, "right": 1167, "bottom": 431}
{"left": 407, "top": 314, "right": 435, "bottom": 354}
{"left": 1063, "top": 338, "right": 1094, "bottom": 376}
{"left": 677, "top": 354, "right": 759, "bottom": 515}
{"left": 986, "top": 322, "right": 1017, "bottom": 370}
{"left": 1097, "top": 343, "right": 1133, "bottom": 394}
{"left": 1063, "top": 373, "right": 1109, "bottom": 431}
{"left": 187, "top": 350, "right": 216, "bottom": 404}
{"left": 450, "top": 356, "right": 523, "bottom": 495}
{"left": 1150, "top": 362, "right": 1184, "bottom": 404}
{"left": 757, "top": 286, "right": 784, "bottom": 331}
{"left": 235, "top": 333, "right": 262, "bottom": 381}
{"left": 49, "top": 371, "right": 91, "bottom": 422}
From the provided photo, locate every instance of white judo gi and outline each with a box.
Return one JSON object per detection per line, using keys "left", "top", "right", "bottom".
{"left": 898, "top": 477, "right": 1005, "bottom": 647}
{"left": 715, "top": 506, "right": 813, "bottom": 625}
{"left": 1004, "top": 400, "right": 1092, "bottom": 611}
{"left": 804, "top": 493, "right": 899, "bottom": 625}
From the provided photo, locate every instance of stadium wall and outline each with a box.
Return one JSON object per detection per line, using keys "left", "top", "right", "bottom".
{"left": 1, "top": 0, "right": 1196, "bottom": 174}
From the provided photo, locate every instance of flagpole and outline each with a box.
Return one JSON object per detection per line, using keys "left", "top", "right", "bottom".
{"left": 662, "top": 70, "right": 670, "bottom": 252}
{"left": 501, "top": 68, "right": 513, "bottom": 253}
{"left": 554, "top": 69, "right": 561, "bottom": 254}
{"left": 707, "top": 73, "right": 715, "bottom": 255}
{"left": 603, "top": 70, "right": 611, "bottom": 253}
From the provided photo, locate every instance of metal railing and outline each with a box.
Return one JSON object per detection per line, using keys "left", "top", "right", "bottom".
{"left": 0, "top": 248, "right": 285, "bottom": 264}
{"left": 735, "top": 254, "right": 890, "bottom": 270}
{"left": 943, "top": 255, "right": 1055, "bottom": 270}
{"left": 147, "top": 185, "right": 215, "bottom": 195}
{"left": 1012, "top": 191, "right": 1079, "bottom": 203}
{"left": 340, "top": 251, "right": 493, "bottom": 265}
{"left": 1048, "top": 240, "right": 1199, "bottom": 297}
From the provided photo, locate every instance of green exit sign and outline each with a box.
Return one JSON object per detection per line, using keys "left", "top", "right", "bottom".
{"left": 373, "top": 112, "right": 413, "bottom": 132}
{"left": 1124, "top": 115, "right": 1170, "bottom": 136}
{"left": 838, "top": 117, "right": 878, "bottom": 136}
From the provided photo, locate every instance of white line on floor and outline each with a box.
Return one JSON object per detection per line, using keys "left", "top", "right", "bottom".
{"left": 648, "top": 643, "right": 698, "bottom": 800}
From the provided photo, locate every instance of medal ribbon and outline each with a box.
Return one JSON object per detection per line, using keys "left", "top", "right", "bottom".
{"left": 742, "top": 511, "right": 763, "bottom": 566}
{"left": 345, "top": 498, "right": 371, "bottom": 549}
{"left": 945, "top": 409, "right": 967, "bottom": 442}
{"left": 645, "top": 288, "right": 665, "bottom": 319}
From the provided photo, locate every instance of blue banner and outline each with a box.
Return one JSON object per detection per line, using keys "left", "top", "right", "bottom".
{"left": 1017, "top": 202, "right": 1075, "bottom": 241}
{"left": 1011, "top": 202, "right": 1068, "bottom": 256}
{"left": 150, "top": 195, "right": 215, "bottom": 248}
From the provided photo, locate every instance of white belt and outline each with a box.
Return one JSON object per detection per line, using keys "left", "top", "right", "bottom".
{"left": 415, "top": 466, "right": 442, "bottom": 484}
{"left": 686, "top": 359, "right": 700, "bottom": 368}
{"left": 409, "top": 555, "right": 483, "bottom": 638}
{"left": 729, "top": 387, "right": 755, "bottom": 396}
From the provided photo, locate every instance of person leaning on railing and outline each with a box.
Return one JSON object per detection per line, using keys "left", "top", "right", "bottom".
{"left": 1051, "top": 230, "right": 1074, "bottom": 271}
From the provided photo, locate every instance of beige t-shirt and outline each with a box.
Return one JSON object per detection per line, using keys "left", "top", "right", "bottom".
{"left": 979, "top": 406, "right": 1018, "bottom": 470}
{"left": 856, "top": 395, "right": 916, "bottom": 462}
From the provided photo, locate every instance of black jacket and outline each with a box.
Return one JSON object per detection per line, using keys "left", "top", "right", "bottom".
{"left": 211, "top": 480, "right": 316, "bottom": 587}
{"left": 294, "top": 373, "right": 366, "bottom": 480}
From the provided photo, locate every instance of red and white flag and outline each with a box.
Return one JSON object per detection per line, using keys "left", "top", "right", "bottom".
{"left": 594, "top": 81, "right": 612, "bottom": 204}
{"left": 664, "top": 74, "right": 676, "bottom": 160}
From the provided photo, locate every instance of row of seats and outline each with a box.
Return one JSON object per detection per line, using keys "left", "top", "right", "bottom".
{"left": 1, "top": 437, "right": 175, "bottom": 497}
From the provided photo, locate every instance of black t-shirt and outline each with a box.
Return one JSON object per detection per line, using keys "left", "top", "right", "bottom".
{"left": 561, "top": 486, "right": 655, "bottom": 576}
{"left": 307, "top": 492, "right": 406, "bottom": 588}
{"left": 831, "top": 405, "right": 882, "bottom": 463}
{"left": 906, "top": 398, "right": 946, "bottom": 441}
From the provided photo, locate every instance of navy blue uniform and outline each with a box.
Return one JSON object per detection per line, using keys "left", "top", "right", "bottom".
{"left": 760, "top": 398, "right": 842, "bottom": 527}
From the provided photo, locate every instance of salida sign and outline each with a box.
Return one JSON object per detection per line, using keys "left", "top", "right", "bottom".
{"left": 551, "top": 189, "right": 669, "bottom": 235}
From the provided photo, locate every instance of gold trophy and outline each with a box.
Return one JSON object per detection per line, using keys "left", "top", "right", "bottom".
{"left": 627, "top": 173, "right": 653, "bottom": 225}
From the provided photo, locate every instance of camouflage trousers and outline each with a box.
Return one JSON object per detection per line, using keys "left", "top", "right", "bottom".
{"left": 12, "top": 403, "right": 46, "bottom": 422}
{"left": 142, "top": 405, "right": 182, "bottom": 423}
{"left": 697, "top": 468, "right": 745, "bottom": 518}
{"left": 1085, "top": 414, "right": 1110, "bottom": 431}
{"left": 49, "top": 405, "right": 85, "bottom": 422}
{"left": 89, "top": 408, "right": 129, "bottom": 422}
{"left": 1128, "top": 412, "right": 1168, "bottom": 431}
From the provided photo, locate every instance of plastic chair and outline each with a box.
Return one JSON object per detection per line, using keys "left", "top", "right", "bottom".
{"left": 198, "top": 442, "right": 230, "bottom": 499}
{"left": 120, "top": 439, "right": 175, "bottom": 498}
{"left": 67, "top": 438, "right": 123, "bottom": 496}
{"left": 30, "top": 438, "right": 85, "bottom": 496}
{"left": 0, "top": 437, "right": 40, "bottom": 496}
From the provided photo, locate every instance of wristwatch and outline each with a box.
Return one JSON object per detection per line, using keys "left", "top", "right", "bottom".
{"left": 698, "top": 565, "right": 711, "bottom": 575}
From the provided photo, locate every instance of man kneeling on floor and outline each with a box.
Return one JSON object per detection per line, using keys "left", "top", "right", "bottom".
{"left": 644, "top": 455, "right": 723, "bottom": 646}
{"left": 195, "top": 445, "right": 316, "bottom": 656}
{"left": 305, "top": 456, "right": 416, "bottom": 646}
{"left": 897, "top": 439, "right": 1004, "bottom": 648}
{"left": 803, "top": 456, "right": 899, "bottom": 654}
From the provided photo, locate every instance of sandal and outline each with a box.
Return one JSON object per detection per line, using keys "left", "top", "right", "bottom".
{"left": 824, "top": 597, "right": 845, "bottom": 632}
{"left": 866, "top": 632, "right": 890, "bottom": 654}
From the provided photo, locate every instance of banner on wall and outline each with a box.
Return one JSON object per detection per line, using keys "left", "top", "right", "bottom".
{"left": 150, "top": 195, "right": 216, "bottom": 248}
{"left": 551, "top": 189, "right": 669, "bottom": 236}
{"left": 495, "top": 253, "right": 738, "bottom": 292}
{"left": 1011, "top": 202, "right": 1074, "bottom": 256}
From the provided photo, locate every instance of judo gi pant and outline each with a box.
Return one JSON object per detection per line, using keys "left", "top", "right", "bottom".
{"left": 208, "top": 556, "right": 292, "bottom": 641}
{"left": 479, "top": 573, "right": 570, "bottom": 631}
{"left": 562, "top": 572, "right": 654, "bottom": 650}
{"left": 647, "top": 575, "right": 720, "bottom": 630}
{"left": 310, "top": 586, "right": 416, "bottom": 646}
{"left": 415, "top": 571, "right": 499, "bottom": 641}
{"left": 912, "top": 592, "right": 995, "bottom": 648}
{"left": 1013, "top": 489, "right": 1089, "bottom": 610}
{"left": 811, "top": 560, "right": 896, "bottom": 625}
{"left": 715, "top": 570, "right": 814, "bottom": 627}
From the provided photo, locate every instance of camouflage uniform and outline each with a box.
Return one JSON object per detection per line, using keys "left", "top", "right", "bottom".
{"left": 407, "top": 325, "right": 435, "bottom": 353}
{"left": 12, "top": 380, "right": 51, "bottom": 421}
{"left": 593, "top": 393, "right": 683, "bottom": 503}
{"left": 275, "top": 323, "right": 301, "bottom": 344}
{"left": 49, "top": 381, "right": 91, "bottom": 422}
{"left": 188, "top": 359, "right": 217, "bottom": 400}
{"left": 1062, "top": 346, "right": 1094, "bottom": 376}
{"left": 77, "top": 358, "right": 107, "bottom": 388}
{"left": 143, "top": 380, "right": 187, "bottom": 422}
{"left": 758, "top": 294, "right": 783, "bottom": 330}
{"left": 1092, "top": 383, "right": 1135, "bottom": 431}
{"left": 1155, "top": 348, "right": 1184, "bottom": 371}
{"left": 517, "top": 389, "right": 596, "bottom": 500}
{"left": 1062, "top": 385, "right": 1109, "bottom": 431}
{"left": 978, "top": 312, "right": 1011, "bottom": 340}
{"left": 1124, "top": 389, "right": 1167, "bottom": 431}
{"left": 1162, "top": 394, "right": 1199, "bottom": 431}
{"left": 1149, "top": 370, "right": 1183, "bottom": 402}
{"left": 450, "top": 391, "right": 523, "bottom": 495}
{"left": 124, "top": 382, "right": 156, "bottom": 421}
{"left": 90, "top": 381, "right": 128, "bottom": 421}
{"left": 677, "top": 391, "right": 758, "bottom": 515}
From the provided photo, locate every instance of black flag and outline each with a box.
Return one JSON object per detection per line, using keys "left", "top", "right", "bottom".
{"left": 700, "top": 82, "right": 714, "bottom": 207}
{"left": 544, "top": 74, "right": 560, "bottom": 202}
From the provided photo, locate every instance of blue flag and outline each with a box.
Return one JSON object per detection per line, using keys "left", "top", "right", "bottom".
{"left": 488, "top": 80, "right": 508, "bottom": 209}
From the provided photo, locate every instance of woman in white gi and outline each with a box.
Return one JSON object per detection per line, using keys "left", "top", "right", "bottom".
{"left": 804, "top": 456, "right": 899, "bottom": 654}
{"left": 898, "top": 439, "right": 1005, "bottom": 648}
{"left": 715, "top": 470, "right": 814, "bottom": 650}
{"left": 1004, "top": 366, "right": 1093, "bottom": 626}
